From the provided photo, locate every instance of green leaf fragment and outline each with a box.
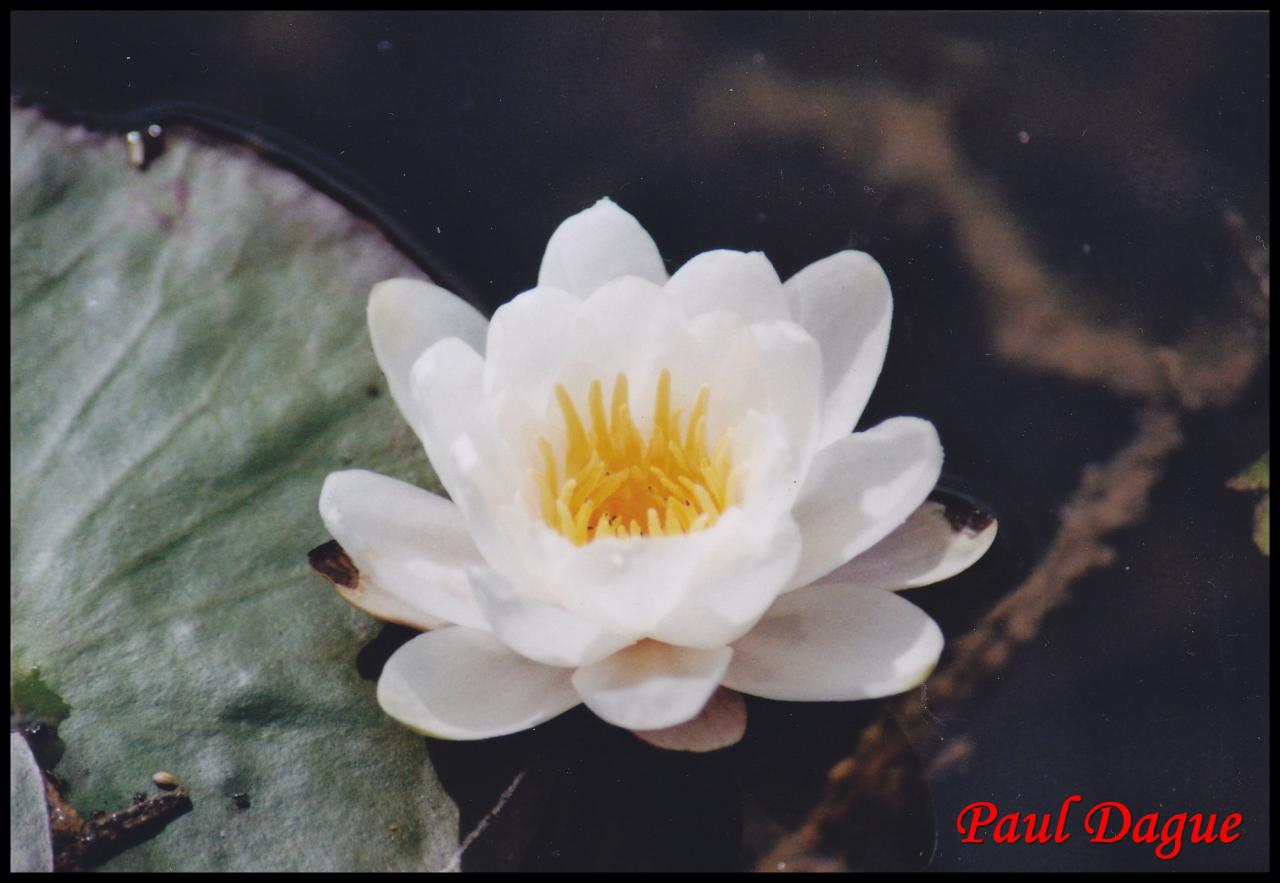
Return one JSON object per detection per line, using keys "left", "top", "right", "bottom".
{"left": 1227, "top": 451, "right": 1270, "bottom": 492}
{"left": 1227, "top": 451, "right": 1270, "bottom": 557}
{"left": 10, "top": 107, "right": 460, "bottom": 870}
{"left": 1252, "top": 496, "right": 1269, "bottom": 557}
{"left": 11, "top": 665, "right": 72, "bottom": 728}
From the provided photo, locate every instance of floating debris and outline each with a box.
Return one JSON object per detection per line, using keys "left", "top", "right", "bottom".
{"left": 125, "top": 131, "right": 145, "bottom": 167}
{"left": 152, "top": 771, "right": 179, "bottom": 789}
{"left": 51, "top": 784, "right": 193, "bottom": 872}
{"left": 125, "top": 124, "right": 165, "bottom": 170}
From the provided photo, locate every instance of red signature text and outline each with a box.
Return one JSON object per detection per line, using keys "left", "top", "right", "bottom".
{"left": 957, "top": 796, "right": 1242, "bottom": 860}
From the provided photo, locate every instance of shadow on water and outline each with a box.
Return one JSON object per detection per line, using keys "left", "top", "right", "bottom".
{"left": 358, "top": 623, "right": 943, "bottom": 871}
{"left": 425, "top": 708, "right": 744, "bottom": 871}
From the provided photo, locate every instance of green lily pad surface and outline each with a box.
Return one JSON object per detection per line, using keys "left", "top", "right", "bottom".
{"left": 10, "top": 107, "right": 461, "bottom": 870}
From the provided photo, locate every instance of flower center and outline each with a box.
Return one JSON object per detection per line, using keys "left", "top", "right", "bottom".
{"left": 533, "top": 370, "right": 737, "bottom": 545}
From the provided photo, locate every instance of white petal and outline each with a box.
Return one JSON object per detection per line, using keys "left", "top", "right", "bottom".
{"left": 788, "top": 417, "right": 943, "bottom": 590}
{"left": 483, "top": 285, "right": 583, "bottom": 427}
{"left": 410, "top": 339, "right": 526, "bottom": 580}
{"left": 368, "top": 278, "right": 488, "bottom": 434}
{"left": 468, "top": 567, "right": 638, "bottom": 667}
{"left": 318, "top": 470, "right": 488, "bottom": 629}
{"left": 484, "top": 278, "right": 695, "bottom": 440}
{"left": 410, "top": 336, "right": 486, "bottom": 496}
{"left": 558, "top": 275, "right": 692, "bottom": 406}
{"left": 10, "top": 731, "right": 54, "bottom": 872}
{"left": 334, "top": 576, "right": 449, "bottom": 632}
{"left": 531, "top": 527, "right": 706, "bottom": 636}
{"left": 783, "top": 252, "right": 892, "bottom": 446}
{"left": 632, "top": 687, "right": 747, "bottom": 752}
{"left": 572, "top": 641, "right": 732, "bottom": 730}
{"left": 748, "top": 321, "right": 822, "bottom": 469}
{"left": 648, "top": 509, "right": 802, "bottom": 648}
{"left": 666, "top": 250, "right": 790, "bottom": 323}
{"left": 537, "top": 198, "right": 667, "bottom": 297}
{"left": 539, "top": 501, "right": 798, "bottom": 645}
{"left": 724, "top": 583, "right": 943, "bottom": 701}
{"left": 824, "top": 501, "right": 998, "bottom": 593}
{"left": 378, "top": 628, "right": 580, "bottom": 739}
{"left": 690, "top": 312, "right": 822, "bottom": 472}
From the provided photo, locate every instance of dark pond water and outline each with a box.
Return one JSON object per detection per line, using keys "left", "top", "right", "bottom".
{"left": 12, "top": 11, "right": 1269, "bottom": 872}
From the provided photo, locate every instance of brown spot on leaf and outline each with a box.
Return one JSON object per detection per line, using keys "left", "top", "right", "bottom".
{"left": 942, "top": 502, "right": 995, "bottom": 536}
{"left": 308, "top": 539, "right": 360, "bottom": 589}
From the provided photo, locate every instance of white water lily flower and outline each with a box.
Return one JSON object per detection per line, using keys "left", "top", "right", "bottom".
{"left": 318, "top": 199, "right": 996, "bottom": 751}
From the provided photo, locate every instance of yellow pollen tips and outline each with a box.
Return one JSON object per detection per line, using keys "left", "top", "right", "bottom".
{"left": 536, "top": 370, "right": 734, "bottom": 545}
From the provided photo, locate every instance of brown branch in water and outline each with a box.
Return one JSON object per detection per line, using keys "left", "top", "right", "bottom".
{"left": 698, "top": 71, "right": 1265, "bottom": 411}
{"left": 438, "top": 769, "right": 528, "bottom": 873}
{"left": 692, "top": 71, "right": 1263, "bottom": 867}
{"left": 43, "top": 770, "right": 192, "bottom": 872}
{"left": 905, "top": 407, "right": 1182, "bottom": 734}
{"left": 757, "top": 407, "right": 1183, "bottom": 871}
{"left": 1223, "top": 209, "right": 1271, "bottom": 307}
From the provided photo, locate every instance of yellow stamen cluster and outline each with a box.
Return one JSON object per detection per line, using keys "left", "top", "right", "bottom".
{"left": 533, "top": 370, "right": 736, "bottom": 545}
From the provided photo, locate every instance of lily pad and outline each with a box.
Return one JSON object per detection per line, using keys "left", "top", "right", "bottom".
{"left": 10, "top": 106, "right": 463, "bottom": 870}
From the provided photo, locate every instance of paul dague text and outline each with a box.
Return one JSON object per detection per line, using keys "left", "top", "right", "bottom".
{"left": 956, "top": 796, "right": 1242, "bottom": 860}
